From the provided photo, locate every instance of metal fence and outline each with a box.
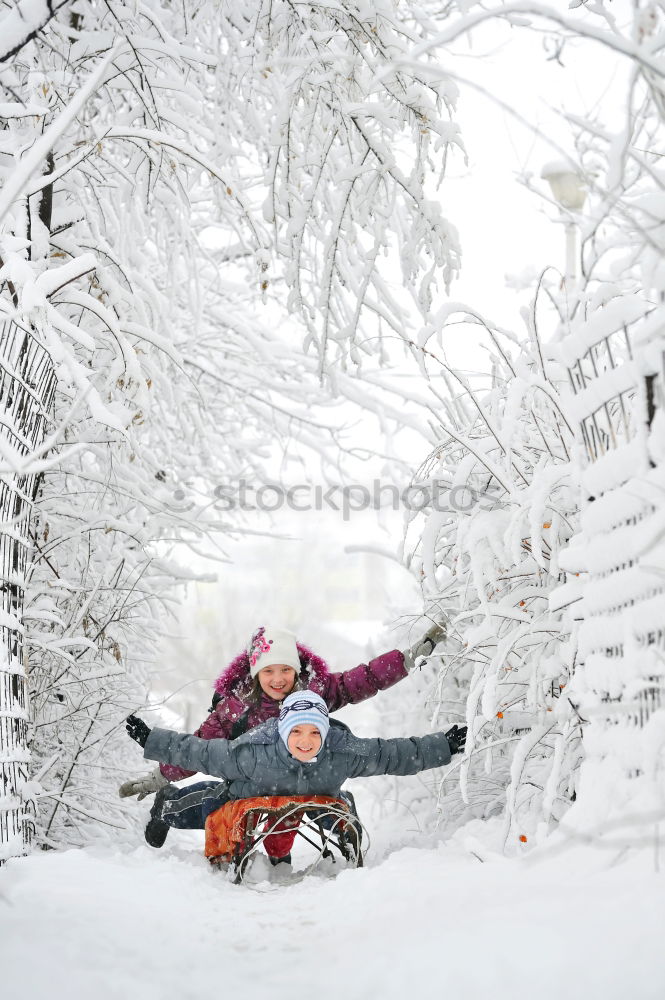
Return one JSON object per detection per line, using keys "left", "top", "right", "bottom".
{"left": 565, "top": 311, "right": 665, "bottom": 744}
{"left": 0, "top": 318, "right": 56, "bottom": 858}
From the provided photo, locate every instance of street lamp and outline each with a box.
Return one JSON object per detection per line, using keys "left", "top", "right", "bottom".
{"left": 541, "top": 161, "right": 587, "bottom": 296}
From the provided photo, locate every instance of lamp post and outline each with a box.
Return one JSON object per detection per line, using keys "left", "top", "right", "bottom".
{"left": 540, "top": 162, "right": 587, "bottom": 307}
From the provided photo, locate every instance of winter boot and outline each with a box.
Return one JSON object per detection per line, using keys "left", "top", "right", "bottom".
{"left": 144, "top": 783, "right": 174, "bottom": 849}
{"left": 269, "top": 853, "right": 292, "bottom": 867}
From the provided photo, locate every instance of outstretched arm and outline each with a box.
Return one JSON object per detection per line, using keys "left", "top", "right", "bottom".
{"left": 320, "top": 650, "right": 408, "bottom": 711}
{"left": 347, "top": 729, "right": 462, "bottom": 778}
{"left": 320, "top": 623, "right": 446, "bottom": 711}
{"left": 158, "top": 695, "right": 245, "bottom": 782}
{"left": 142, "top": 727, "right": 245, "bottom": 782}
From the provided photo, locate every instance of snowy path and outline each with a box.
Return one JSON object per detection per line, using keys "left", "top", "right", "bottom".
{"left": 2, "top": 826, "right": 664, "bottom": 1000}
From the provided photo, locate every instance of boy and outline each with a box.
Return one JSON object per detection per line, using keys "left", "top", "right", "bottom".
{"left": 126, "top": 692, "right": 466, "bottom": 852}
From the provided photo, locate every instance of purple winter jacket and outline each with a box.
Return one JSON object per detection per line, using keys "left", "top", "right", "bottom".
{"left": 160, "top": 643, "right": 408, "bottom": 781}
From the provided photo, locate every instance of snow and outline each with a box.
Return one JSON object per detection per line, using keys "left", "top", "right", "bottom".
{"left": 541, "top": 159, "right": 580, "bottom": 178}
{"left": 0, "top": 43, "right": 121, "bottom": 227}
{"left": 566, "top": 362, "right": 637, "bottom": 424}
{"left": 2, "top": 823, "right": 664, "bottom": 1000}
{"left": 580, "top": 442, "right": 645, "bottom": 497}
{"left": 553, "top": 296, "right": 649, "bottom": 369}
{"left": 0, "top": 1, "right": 53, "bottom": 63}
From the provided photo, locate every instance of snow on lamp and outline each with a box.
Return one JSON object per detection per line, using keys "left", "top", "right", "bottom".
{"left": 540, "top": 161, "right": 587, "bottom": 212}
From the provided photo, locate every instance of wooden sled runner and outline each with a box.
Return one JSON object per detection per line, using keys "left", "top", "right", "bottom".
{"left": 205, "top": 794, "right": 364, "bottom": 885}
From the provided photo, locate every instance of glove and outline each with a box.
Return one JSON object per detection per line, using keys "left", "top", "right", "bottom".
{"left": 403, "top": 621, "right": 446, "bottom": 671}
{"left": 118, "top": 767, "right": 168, "bottom": 800}
{"left": 445, "top": 724, "right": 467, "bottom": 755}
{"left": 126, "top": 714, "right": 151, "bottom": 748}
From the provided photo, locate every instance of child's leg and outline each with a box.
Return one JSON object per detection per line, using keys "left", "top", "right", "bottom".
{"left": 145, "top": 781, "right": 229, "bottom": 849}
{"left": 159, "top": 780, "right": 229, "bottom": 829}
{"left": 261, "top": 817, "right": 299, "bottom": 859}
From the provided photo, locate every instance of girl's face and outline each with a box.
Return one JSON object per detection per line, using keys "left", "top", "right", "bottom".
{"left": 287, "top": 724, "right": 322, "bottom": 762}
{"left": 258, "top": 663, "right": 297, "bottom": 700}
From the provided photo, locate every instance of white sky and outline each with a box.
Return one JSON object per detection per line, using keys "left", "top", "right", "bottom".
{"left": 440, "top": 17, "right": 625, "bottom": 365}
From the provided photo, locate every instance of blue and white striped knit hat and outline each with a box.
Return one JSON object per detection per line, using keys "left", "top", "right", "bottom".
{"left": 277, "top": 691, "right": 330, "bottom": 749}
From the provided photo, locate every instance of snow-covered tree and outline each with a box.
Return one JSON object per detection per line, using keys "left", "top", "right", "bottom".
{"left": 0, "top": 0, "right": 262, "bottom": 854}
{"left": 0, "top": 0, "right": 466, "bottom": 857}
{"left": 393, "top": 0, "right": 665, "bottom": 848}
{"left": 391, "top": 309, "right": 581, "bottom": 845}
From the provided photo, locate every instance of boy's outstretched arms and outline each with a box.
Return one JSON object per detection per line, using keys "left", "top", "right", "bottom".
{"left": 125, "top": 713, "right": 468, "bottom": 793}
{"left": 126, "top": 715, "right": 239, "bottom": 780}
{"left": 347, "top": 726, "right": 466, "bottom": 779}
{"left": 140, "top": 726, "right": 245, "bottom": 781}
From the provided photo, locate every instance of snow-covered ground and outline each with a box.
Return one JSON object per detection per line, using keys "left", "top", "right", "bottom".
{"left": 2, "top": 818, "right": 663, "bottom": 1000}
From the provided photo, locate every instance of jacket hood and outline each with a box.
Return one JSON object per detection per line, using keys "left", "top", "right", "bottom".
{"left": 214, "top": 642, "right": 331, "bottom": 699}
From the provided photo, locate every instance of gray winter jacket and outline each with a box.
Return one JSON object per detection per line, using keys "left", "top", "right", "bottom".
{"left": 143, "top": 719, "right": 452, "bottom": 800}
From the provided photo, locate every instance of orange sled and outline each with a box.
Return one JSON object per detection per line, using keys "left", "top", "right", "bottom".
{"left": 204, "top": 795, "right": 363, "bottom": 882}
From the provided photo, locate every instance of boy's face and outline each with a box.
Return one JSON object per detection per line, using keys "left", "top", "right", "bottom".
{"left": 287, "top": 724, "right": 322, "bottom": 762}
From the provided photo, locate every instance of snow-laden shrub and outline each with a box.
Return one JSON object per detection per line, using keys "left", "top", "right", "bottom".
{"left": 400, "top": 322, "right": 584, "bottom": 848}
{"left": 366, "top": 0, "right": 665, "bottom": 855}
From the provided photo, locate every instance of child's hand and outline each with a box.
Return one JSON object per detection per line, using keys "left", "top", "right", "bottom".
{"left": 126, "top": 714, "right": 152, "bottom": 748}
{"left": 403, "top": 621, "right": 446, "bottom": 671}
{"left": 118, "top": 767, "right": 168, "bottom": 799}
{"left": 445, "top": 724, "right": 467, "bottom": 755}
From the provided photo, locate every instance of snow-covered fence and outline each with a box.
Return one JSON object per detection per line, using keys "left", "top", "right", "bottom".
{"left": 0, "top": 319, "right": 56, "bottom": 859}
{"left": 554, "top": 300, "right": 665, "bottom": 830}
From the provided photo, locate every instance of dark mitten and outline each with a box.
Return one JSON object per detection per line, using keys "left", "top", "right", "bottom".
{"left": 445, "top": 724, "right": 467, "bottom": 755}
{"left": 126, "top": 714, "right": 151, "bottom": 748}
